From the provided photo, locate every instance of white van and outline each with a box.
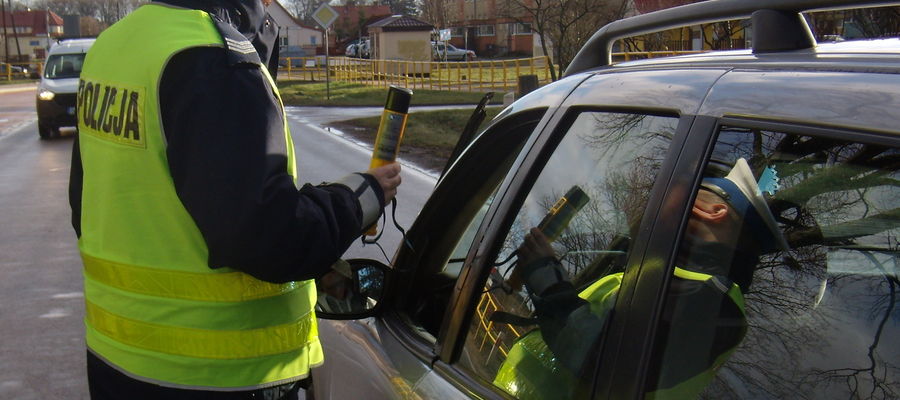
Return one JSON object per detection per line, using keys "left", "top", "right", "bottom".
{"left": 36, "top": 38, "right": 95, "bottom": 139}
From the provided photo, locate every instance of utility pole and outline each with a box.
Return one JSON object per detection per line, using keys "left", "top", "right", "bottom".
{"left": 45, "top": 8, "right": 50, "bottom": 52}
{"left": 1, "top": 0, "right": 7, "bottom": 62}
{"left": 7, "top": 0, "right": 21, "bottom": 62}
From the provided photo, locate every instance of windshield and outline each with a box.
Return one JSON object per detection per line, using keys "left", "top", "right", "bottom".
{"left": 44, "top": 53, "right": 86, "bottom": 79}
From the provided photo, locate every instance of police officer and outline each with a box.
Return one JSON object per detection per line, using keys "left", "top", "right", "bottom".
{"left": 68, "top": 0, "right": 401, "bottom": 398}
{"left": 496, "top": 158, "right": 788, "bottom": 399}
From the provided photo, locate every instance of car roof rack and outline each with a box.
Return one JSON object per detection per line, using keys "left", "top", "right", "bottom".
{"left": 564, "top": 0, "right": 900, "bottom": 77}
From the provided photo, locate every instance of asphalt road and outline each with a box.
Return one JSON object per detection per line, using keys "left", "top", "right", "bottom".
{"left": 0, "top": 85, "right": 439, "bottom": 399}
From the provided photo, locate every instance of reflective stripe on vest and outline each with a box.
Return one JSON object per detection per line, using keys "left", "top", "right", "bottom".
{"left": 85, "top": 301, "right": 317, "bottom": 359}
{"left": 77, "top": 4, "right": 319, "bottom": 390}
{"left": 83, "top": 253, "right": 300, "bottom": 302}
{"left": 673, "top": 266, "right": 745, "bottom": 314}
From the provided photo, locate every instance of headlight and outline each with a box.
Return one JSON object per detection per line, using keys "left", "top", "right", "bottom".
{"left": 38, "top": 90, "right": 55, "bottom": 101}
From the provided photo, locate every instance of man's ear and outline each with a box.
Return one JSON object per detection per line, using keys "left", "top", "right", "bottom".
{"left": 691, "top": 199, "right": 729, "bottom": 223}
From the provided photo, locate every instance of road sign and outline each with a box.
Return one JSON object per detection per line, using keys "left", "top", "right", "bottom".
{"left": 312, "top": 3, "right": 338, "bottom": 29}
{"left": 439, "top": 29, "right": 451, "bottom": 42}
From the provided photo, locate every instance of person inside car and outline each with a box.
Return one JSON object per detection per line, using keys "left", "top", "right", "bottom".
{"left": 495, "top": 158, "right": 789, "bottom": 399}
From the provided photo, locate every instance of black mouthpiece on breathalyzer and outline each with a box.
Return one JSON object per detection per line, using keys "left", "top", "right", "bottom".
{"left": 538, "top": 185, "right": 590, "bottom": 241}
{"left": 385, "top": 86, "right": 413, "bottom": 114}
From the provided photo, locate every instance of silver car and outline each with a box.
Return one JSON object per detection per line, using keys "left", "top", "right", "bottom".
{"left": 36, "top": 38, "right": 95, "bottom": 139}
{"left": 433, "top": 42, "right": 476, "bottom": 61}
{"left": 312, "top": 1, "right": 900, "bottom": 398}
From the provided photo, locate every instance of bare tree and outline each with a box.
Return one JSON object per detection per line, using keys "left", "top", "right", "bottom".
{"left": 499, "top": 0, "right": 629, "bottom": 81}
{"left": 808, "top": 6, "right": 900, "bottom": 40}
{"left": 701, "top": 19, "right": 746, "bottom": 50}
{"left": 382, "top": 0, "right": 417, "bottom": 15}
{"left": 34, "top": 0, "right": 147, "bottom": 25}
{"left": 419, "top": 0, "right": 454, "bottom": 29}
{"left": 34, "top": 0, "right": 99, "bottom": 17}
{"left": 282, "top": 0, "right": 325, "bottom": 25}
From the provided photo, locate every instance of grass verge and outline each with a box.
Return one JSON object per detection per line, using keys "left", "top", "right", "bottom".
{"left": 328, "top": 107, "right": 503, "bottom": 171}
{"left": 278, "top": 81, "right": 503, "bottom": 107}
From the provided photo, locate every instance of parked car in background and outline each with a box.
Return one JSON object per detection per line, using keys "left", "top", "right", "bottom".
{"left": 36, "top": 38, "right": 95, "bottom": 139}
{"left": 345, "top": 43, "right": 358, "bottom": 58}
{"left": 0, "top": 64, "right": 29, "bottom": 79}
{"left": 432, "top": 41, "right": 476, "bottom": 61}
{"left": 310, "top": 1, "right": 900, "bottom": 399}
{"left": 358, "top": 39, "right": 371, "bottom": 59}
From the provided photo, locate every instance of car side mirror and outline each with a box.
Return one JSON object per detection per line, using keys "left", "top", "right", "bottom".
{"left": 315, "top": 259, "right": 390, "bottom": 319}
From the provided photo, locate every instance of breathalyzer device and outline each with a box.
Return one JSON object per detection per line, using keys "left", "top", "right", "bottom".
{"left": 366, "top": 86, "right": 412, "bottom": 236}
{"left": 537, "top": 185, "right": 589, "bottom": 241}
{"left": 370, "top": 86, "right": 413, "bottom": 168}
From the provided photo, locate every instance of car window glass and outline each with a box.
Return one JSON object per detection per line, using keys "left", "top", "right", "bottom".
{"left": 646, "top": 126, "right": 899, "bottom": 399}
{"left": 457, "top": 111, "right": 679, "bottom": 399}
{"left": 402, "top": 117, "right": 541, "bottom": 340}
{"left": 443, "top": 188, "right": 500, "bottom": 278}
{"left": 44, "top": 53, "right": 85, "bottom": 79}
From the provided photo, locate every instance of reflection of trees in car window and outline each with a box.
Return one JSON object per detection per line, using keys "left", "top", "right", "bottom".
{"left": 459, "top": 111, "right": 678, "bottom": 399}
{"left": 657, "top": 126, "right": 899, "bottom": 399}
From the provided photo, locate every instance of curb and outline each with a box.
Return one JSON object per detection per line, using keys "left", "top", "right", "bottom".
{"left": 0, "top": 84, "right": 37, "bottom": 94}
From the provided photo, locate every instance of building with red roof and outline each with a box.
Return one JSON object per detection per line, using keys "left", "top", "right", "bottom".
{"left": 1, "top": 9, "right": 64, "bottom": 61}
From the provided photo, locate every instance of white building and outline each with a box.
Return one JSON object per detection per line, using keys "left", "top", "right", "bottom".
{"left": 269, "top": 1, "right": 323, "bottom": 57}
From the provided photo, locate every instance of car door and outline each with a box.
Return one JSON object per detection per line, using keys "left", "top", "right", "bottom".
{"left": 310, "top": 75, "right": 583, "bottom": 399}
{"left": 417, "top": 69, "right": 729, "bottom": 399}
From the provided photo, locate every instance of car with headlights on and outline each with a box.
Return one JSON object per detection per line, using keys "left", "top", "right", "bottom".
{"left": 36, "top": 38, "right": 95, "bottom": 139}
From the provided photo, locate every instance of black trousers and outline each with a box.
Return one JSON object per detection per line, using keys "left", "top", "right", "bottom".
{"left": 87, "top": 352, "right": 312, "bottom": 400}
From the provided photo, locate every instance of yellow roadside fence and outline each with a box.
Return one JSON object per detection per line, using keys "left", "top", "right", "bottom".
{"left": 279, "top": 56, "right": 553, "bottom": 92}
{"left": 277, "top": 51, "right": 704, "bottom": 91}
{"left": 1, "top": 62, "right": 39, "bottom": 81}
{"left": 472, "top": 290, "right": 525, "bottom": 361}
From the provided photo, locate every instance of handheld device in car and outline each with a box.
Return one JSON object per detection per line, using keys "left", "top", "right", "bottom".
{"left": 537, "top": 185, "right": 589, "bottom": 241}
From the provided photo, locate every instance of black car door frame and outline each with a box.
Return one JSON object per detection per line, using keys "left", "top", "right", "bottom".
{"left": 592, "top": 115, "right": 719, "bottom": 399}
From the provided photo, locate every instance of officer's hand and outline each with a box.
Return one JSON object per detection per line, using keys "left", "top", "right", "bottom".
{"left": 508, "top": 228, "right": 556, "bottom": 291}
{"left": 518, "top": 228, "right": 556, "bottom": 264}
{"left": 368, "top": 163, "right": 402, "bottom": 204}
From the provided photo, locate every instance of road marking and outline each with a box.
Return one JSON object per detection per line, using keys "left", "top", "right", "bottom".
{"left": 39, "top": 308, "right": 71, "bottom": 319}
{"left": 0, "top": 84, "right": 37, "bottom": 94}
{"left": 52, "top": 292, "right": 84, "bottom": 299}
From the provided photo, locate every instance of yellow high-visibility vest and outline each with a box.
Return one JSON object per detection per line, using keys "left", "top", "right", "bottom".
{"left": 494, "top": 268, "right": 744, "bottom": 399}
{"left": 76, "top": 4, "right": 319, "bottom": 390}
